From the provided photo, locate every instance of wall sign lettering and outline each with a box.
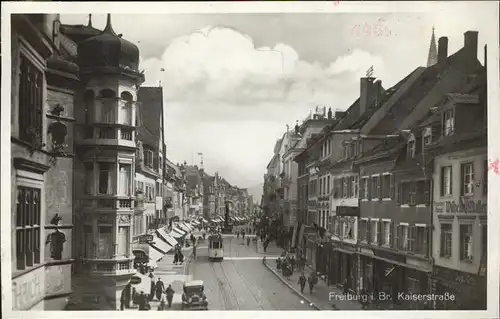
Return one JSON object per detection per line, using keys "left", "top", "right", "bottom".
{"left": 12, "top": 267, "right": 45, "bottom": 310}
{"left": 434, "top": 199, "right": 487, "bottom": 215}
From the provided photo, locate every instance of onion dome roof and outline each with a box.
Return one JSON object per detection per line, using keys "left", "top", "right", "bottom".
{"left": 77, "top": 14, "right": 139, "bottom": 71}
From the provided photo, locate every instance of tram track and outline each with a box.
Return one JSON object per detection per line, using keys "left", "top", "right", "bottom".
{"left": 209, "top": 241, "right": 241, "bottom": 310}
{"left": 225, "top": 234, "right": 269, "bottom": 310}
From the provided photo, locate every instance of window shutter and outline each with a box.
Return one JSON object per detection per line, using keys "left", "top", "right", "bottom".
{"left": 357, "top": 219, "right": 361, "bottom": 242}
{"left": 440, "top": 167, "right": 445, "bottom": 196}
{"left": 367, "top": 178, "right": 372, "bottom": 200}
{"left": 396, "top": 225, "right": 400, "bottom": 250}
{"left": 390, "top": 221, "right": 394, "bottom": 248}
{"left": 359, "top": 178, "right": 365, "bottom": 199}
{"left": 367, "top": 220, "right": 371, "bottom": 244}
{"left": 377, "top": 221, "right": 382, "bottom": 245}
{"left": 409, "top": 226, "right": 415, "bottom": 253}
{"left": 378, "top": 174, "right": 383, "bottom": 201}
{"left": 390, "top": 174, "right": 395, "bottom": 199}
{"left": 355, "top": 176, "right": 359, "bottom": 197}
{"left": 423, "top": 226, "right": 429, "bottom": 257}
{"left": 396, "top": 182, "right": 401, "bottom": 204}
{"left": 450, "top": 167, "right": 453, "bottom": 195}
{"left": 424, "top": 180, "right": 430, "bottom": 206}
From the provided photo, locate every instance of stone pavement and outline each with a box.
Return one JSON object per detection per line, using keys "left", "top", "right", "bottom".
{"left": 125, "top": 243, "right": 195, "bottom": 311}
{"left": 261, "top": 242, "right": 363, "bottom": 310}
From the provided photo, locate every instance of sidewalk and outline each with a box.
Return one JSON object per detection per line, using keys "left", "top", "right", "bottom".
{"left": 125, "top": 245, "right": 194, "bottom": 311}
{"left": 263, "top": 253, "right": 363, "bottom": 310}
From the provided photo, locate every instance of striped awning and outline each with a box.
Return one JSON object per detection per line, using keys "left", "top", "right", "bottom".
{"left": 156, "top": 228, "right": 178, "bottom": 247}
{"left": 149, "top": 234, "right": 173, "bottom": 255}
{"left": 177, "top": 223, "right": 191, "bottom": 233}
{"left": 202, "top": 218, "right": 208, "bottom": 223}
{"left": 148, "top": 244, "right": 164, "bottom": 262}
{"left": 191, "top": 220, "right": 200, "bottom": 225}
{"left": 170, "top": 230, "right": 183, "bottom": 238}
{"left": 183, "top": 222, "right": 194, "bottom": 231}
{"left": 131, "top": 273, "right": 152, "bottom": 294}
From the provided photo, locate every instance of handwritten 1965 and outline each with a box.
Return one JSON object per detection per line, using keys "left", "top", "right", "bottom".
{"left": 352, "top": 18, "right": 392, "bottom": 38}
{"left": 488, "top": 159, "right": 500, "bottom": 175}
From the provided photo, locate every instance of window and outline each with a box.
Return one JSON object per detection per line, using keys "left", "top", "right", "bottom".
{"left": 382, "top": 221, "right": 391, "bottom": 246}
{"left": 98, "top": 162, "right": 113, "bottom": 194}
{"left": 19, "top": 55, "right": 44, "bottom": 144}
{"left": 346, "top": 177, "right": 352, "bottom": 197}
{"left": 351, "top": 176, "right": 357, "bottom": 198}
{"left": 371, "top": 176, "right": 380, "bottom": 199}
{"left": 84, "top": 90, "right": 94, "bottom": 138}
{"left": 342, "top": 178, "right": 348, "bottom": 198}
{"left": 117, "top": 226, "right": 130, "bottom": 257}
{"left": 146, "top": 184, "right": 155, "bottom": 201}
{"left": 441, "top": 166, "right": 452, "bottom": 196}
{"left": 120, "top": 91, "right": 133, "bottom": 126}
{"left": 84, "top": 162, "right": 94, "bottom": 194}
{"left": 371, "top": 220, "right": 379, "bottom": 244}
{"left": 334, "top": 218, "right": 341, "bottom": 237}
{"left": 359, "top": 220, "right": 368, "bottom": 242}
{"left": 407, "top": 136, "right": 416, "bottom": 158}
{"left": 423, "top": 127, "right": 432, "bottom": 146}
{"left": 461, "top": 162, "right": 475, "bottom": 196}
{"left": 100, "top": 89, "right": 116, "bottom": 123}
{"left": 98, "top": 126, "right": 115, "bottom": 139}
{"left": 440, "top": 223, "right": 452, "bottom": 258}
{"left": 443, "top": 109, "right": 454, "bottom": 136}
{"left": 137, "top": 181, "right": 144, "bottom": 193}
{"left": 119, "top": 164, "right": 132, "bottom": 196}
{"left": 397, "top": 224, "right": 409, "bottom": 250}
{"left": 362, "top": 178, "right": 368, "bottom": 199}
{"left": 415, "top": 226, "right": 428, "bottom": 256}
{"left": 97, "top": 226, "right": 112, "bottom": 259}
{"left": 416, "top": 181, "right": 426, "bottom": 205}
{"left": 83, "top": 225, "right": 93, "bottom": 258}
{"left": 16, "top": 186, "right": 41, "bottom": 270}
{"left": 460, "top": 224, "right": 473, "bottom": 261}
{"left": 144, "top": 150, "right": 154, "bottom": 168}
{"left": 345, "top": 219, "right": 354, "bottom": 239}
{"left": 327, "top": 176, "right": 330, "bottom": 195}
{"left": 382, "top": 174, "right": 391, "bottom": 199}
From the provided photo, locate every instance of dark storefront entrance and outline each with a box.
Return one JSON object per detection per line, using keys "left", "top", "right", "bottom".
{"left": 432, "top": 265, "right": 486, "bottom": 310}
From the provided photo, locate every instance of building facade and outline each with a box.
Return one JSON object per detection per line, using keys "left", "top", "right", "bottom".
{"left": 11, "top": 14, "right": 78, "bottom": 310}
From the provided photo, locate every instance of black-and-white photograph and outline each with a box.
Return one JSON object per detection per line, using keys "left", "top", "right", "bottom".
{"left": 2, "top": 1, "right": 499, "bottom": 316}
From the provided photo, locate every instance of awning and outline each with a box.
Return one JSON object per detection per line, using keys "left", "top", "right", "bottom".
{"left": 191, "top": 220, "right": 200, "bottom": 225}
{"left": 148, "top": 245, "right": 164, "bottom": 262}
{"left": 357, "top": 251, "right": 432, "bottom": 273}
{"left": 156, "top": 229, "right": 179, "bottom": 247}
{"left": 150, "top": 234, "right": 173, "bottom": 254}
{"left": 173, "top": 226, "right": 186, "bottom": 235}
{"left": 131, "top": 272, "right": 152, "bottom": 294}
{"left": 202, "top": 218, "right": 208, "bottom": 223}
{"left": 170, "top": 231, "right": 183, "bottom": 239}
{"left": 177, "top": 224, "right": 191, "bottom": 233}
{"left": 182, "top": 222, "right": 194, "bottom": 231}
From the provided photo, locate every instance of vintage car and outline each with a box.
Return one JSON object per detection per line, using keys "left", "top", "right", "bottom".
{"left": 181, "top": 280, "right": 208, "bottom": 310}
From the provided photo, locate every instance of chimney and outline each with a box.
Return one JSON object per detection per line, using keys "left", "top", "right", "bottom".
{"left": 464, "top": 31, "right": 478, "bottom": 60}
{"left": 359, "top": 77, "right": 375, "bottom": 115}
{"left": 437, "top": 37, "right": 448, "bottom": 64}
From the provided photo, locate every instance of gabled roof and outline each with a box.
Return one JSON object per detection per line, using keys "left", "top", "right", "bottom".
{"left": 367, "top": 47, "right": 482, "bottom": 135}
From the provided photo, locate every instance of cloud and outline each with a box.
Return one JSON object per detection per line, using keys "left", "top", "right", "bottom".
{"left": 140, "top": 26, "right": 389, "bottom": 187}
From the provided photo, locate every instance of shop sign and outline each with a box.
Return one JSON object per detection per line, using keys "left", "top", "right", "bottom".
{"left": 433, "top": 265, "right": 479, "bottom": 286}
{"left": 372, "top": 248, "right": 406, "bottom": 264}
{"left": 137, "top": 234, "right": 154, "bottom": 244}
{"left": 12, "top": 267, "right": 45, "bottom": 310}
{"left": 433, "top": 199, "right": 487, "bottom": 215}
{"left": 336, "top": 206, "right": 360, "bottom": 217}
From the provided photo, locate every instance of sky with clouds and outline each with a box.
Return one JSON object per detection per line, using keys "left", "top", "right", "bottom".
{"left": 60, "top": 2, "right": 497, "bottom": 196}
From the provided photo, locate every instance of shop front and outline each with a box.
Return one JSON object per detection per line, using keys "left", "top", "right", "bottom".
{"left": 432, "top": 265, "right": 486, "bottom": 310}
{"left": 305, "top": 234, "right": 317, "bottom": 270}
{"left": 315, "top": 240, "right": 329, "bottom": 276}
{"left": 328, "top": 247, "right": 340, "bottom": 286}
{"left": 337, "top": 245, "right": 357, "bottom": 293}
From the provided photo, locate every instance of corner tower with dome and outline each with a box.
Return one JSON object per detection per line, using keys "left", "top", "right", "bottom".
{"left": 71, "top": 14, "right": 144, "bottom": 310}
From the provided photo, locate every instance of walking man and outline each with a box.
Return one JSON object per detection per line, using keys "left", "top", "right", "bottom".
{"left": 166, "top": 284, "right": 175, "bottom": 308}
{"left": 155, "top": 278, "right": 165, "bottom": 301}
{"left": 308, "top": 272, "right": 317, "bottom": 294}
{"left": 298, "top": 272, "right": 307, "bottom": 293}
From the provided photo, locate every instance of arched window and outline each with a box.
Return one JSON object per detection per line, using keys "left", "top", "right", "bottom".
{"left": 99, "top": 89, "right": 116, "bottom": 123}
{"left": 83, "top": 90, "right": 94, "bottom": 138}
{"left": 120, "top": 91, "right": 133, "bottom": 125}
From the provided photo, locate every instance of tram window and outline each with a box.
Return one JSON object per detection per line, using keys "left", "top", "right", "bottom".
{"left": 212, "top": 242, "right": 220, "bottom": 249}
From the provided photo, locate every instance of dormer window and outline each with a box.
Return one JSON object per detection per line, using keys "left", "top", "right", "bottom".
{"left": 443, "top": 109, "right": 454, "bottom": 136}
{"left": 407, "top": 135, "right": 416, "bottom": 158}
{"left": 423, "top": 127, "right": 432, "bottom": 146}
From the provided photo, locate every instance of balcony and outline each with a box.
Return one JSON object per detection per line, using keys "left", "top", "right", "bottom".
{"left": 81, "top": 258, "right": 135, "bottom": 277}
{"left": 80, "top": 126, "right": 136, "bottom": 149}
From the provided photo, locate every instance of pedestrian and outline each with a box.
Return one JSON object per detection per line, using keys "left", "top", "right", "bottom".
{"left": 138, "top": 292, "right": 148, "bottom": 310}
{"left": 342, "top": 278, "right": 349, "bottom": 295}
{"left": 308, "top": 272, "right": 317, "bottom": 293}
{"left": 193, "top": 244, "right": 197, "bottom": 258}
{"left": 247, "top": 237, "right": 250, "bottom": 246}
{"left": 290, "top": 255, "right": 296, "bottom": 273}
{"left": 237, "top": 230, "right": 240, "bottom": 239}
{"left": 179, "top": 251, "right": 185, "bottom": 264}
{"left": 166, "top": 284, "right": 175, "bottom": 308}
{"left": 276, "top": 256, "right": 282, "bottom": 270}
{"left": 298, "top": 272, "right": 307, "bottom": 293}
{"left": 155, "top": 278, "right": 165, "bottom": 301}
{"left": 242, "top": 230, "right": 246, "bottom": 239}
{"left": 158, "top": 294, "right": 166, "bottom": 311}
{"left": 149, "top": 279, "right": 155, "bottom": 301}
{"left": 173, "top": 252, "right": 178, "bottom": 265}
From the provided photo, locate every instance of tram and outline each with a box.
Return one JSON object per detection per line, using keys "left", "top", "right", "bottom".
{"left": 208, "top": 233, "right": 224, "bottom": 261}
